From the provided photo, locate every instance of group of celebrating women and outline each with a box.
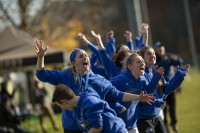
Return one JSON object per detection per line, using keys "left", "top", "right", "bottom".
{"left": 34, "top": 23, "right": 190, "bottom": 133}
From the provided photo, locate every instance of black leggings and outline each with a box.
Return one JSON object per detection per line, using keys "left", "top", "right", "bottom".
{"left": 163, "top": 92, "right": 177, "bottom": 125}
{"left": 137, "top": 116, "right": 167, "bottom": 133}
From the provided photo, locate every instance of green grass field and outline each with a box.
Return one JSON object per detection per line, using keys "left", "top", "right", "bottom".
{"left": 21, "top": 68, "right": 200, "bottom": 133}
{"left": 175, "top": 69, "right": 200, "bottom": 133}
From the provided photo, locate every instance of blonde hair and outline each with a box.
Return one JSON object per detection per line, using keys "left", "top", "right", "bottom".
{"left": 62, "top": 64, "right": 78, "bottom": 84}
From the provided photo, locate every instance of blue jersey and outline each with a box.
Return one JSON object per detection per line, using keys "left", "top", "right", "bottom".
{"left": 98, "top": 37, "right": 134, "bottom": 79}
{"left": 156, "top": 53, "right": 183, "bottom": 81}
{"left": 134, "top": 34, "right": 146, "bottom": 49}
{"left": 90, "top": 52, "right": 109, "bottom": 80}
{"left": 138, "top": 67, "right": 188, "bottom": 119}
{"left": 87, "top": 42, "right": 126, "bottom": 113}
{"left": 99, "top": 49, "right": 124, "bottom": 78}
{"left": 36, "top": 69, "right": 124, "bottom": 130}
{"left": 74, "top": 91, "right": 127, "bottom": 133}
{"left": 105, "top": 37, "right": 116, "bottom": 57}
{"left": 110, "top": 70, "right": 161, "bottom": 129}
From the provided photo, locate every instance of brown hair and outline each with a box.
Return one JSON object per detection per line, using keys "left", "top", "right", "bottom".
{"left": 139, "top": 46, "right": 154, "bottom": 58}
{"left": 113, "top": 50, "right": 132, "bottom": 67}
{"left": 62, "top": 65, "right": 78, "bottom": 84}
{"left": 52, "top": 84, "right": 75, "bottom": 104}
{"left": 112, "top": 44, "right": 129, "bottom": 60}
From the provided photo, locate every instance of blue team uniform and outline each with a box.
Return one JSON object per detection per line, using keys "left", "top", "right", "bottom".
{"left": 36, "top": 69, "right": 124, "bottom": 130}
{"left": 110, "top": 70, "right": 161, "bottom": 130}
{"left": 138, "top": 67, "right": 188, "bottom": 120}
{"left": 74, "top": 90, "right": 127, "bottom": 133}
{"left": 137, "top": 66, "right": 188, "bottom": 133}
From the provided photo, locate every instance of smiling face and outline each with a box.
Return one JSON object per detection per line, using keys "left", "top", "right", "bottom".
{"left": 73, "top": 50, "right": 90, "bottom": 75}
{"left": 127, "top": 54, "right": 145, "bottom": 79}
{"left": 142, "top": 47, "right": 156, "bottom": 68}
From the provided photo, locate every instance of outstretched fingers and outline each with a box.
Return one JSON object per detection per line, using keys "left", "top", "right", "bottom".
{"left": 140, "top": 92, "right": 155, "bottom": 105}
{"left": 35, "top": 40, "right": 48, "bottom": 57}
{"left": 91, "top": 30, "right": 101, "bottom": 39}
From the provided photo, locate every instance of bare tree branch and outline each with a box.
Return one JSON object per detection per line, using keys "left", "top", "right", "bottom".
{"left": 0, "top": 1, "right": 17, "bottom": 27}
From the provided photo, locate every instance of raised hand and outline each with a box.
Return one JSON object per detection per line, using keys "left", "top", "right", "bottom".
{"left": 91, "top": 30, "right": 101, "bottom": 40}
{"left": 124, "top": 31, "right": 132, "bottom": 42}
{"left": 156, "top": 67, "right": 164, "bottom": 76}
{"left": 106, "top": 31, "right": 114, "bottom": 42}
{"left": 35, "top": 40, "right": 48, "bottom": 58}
{"left": 140, "top": 23, "right": 149, "bottom": 46}
{"left": 77, "top": 32, "right": 90, "bottom": 45}
{"left": 183, "top": 64, "right": 190, "bottom": 71}
{"left": 140, "top": 23, "right": 149, "bottom": 33}
{"left": 91, "top": 30, "right": 104, "bottom": 49}
{"left": 139, "top": 91, "right": 154, "bottom": 105}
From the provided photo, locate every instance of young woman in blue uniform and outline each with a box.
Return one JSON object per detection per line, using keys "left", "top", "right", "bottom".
{"left": 137, "top": 46, "right": 190, "bottom": 133}
{"left": 77, "top": 32, "right": 109, "bottom": 80}
{"left": 77, "top": 31, "right": 133, "bottom": 79}
{"left": 77, "top": 32, "right": 128, "bottom": 114}
{"left": 110, "top": 53, "right": 164, "bottom": 133}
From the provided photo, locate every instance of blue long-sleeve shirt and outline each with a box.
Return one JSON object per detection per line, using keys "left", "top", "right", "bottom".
{"left": 110, "top": 70, "right": 161, "bottom": 129}
{"left": 98, "top": 48, "right": 124, "bottom": 78}
{"left": 127, "top": 41, "right": 134, "bottom": 52}
{"left": 90, "top": 53, "right": 109, "bottom": 80}
{"left": 105, "top": 37, "right": 135, "bottom": 56}
{"left": 156, "top": 53, "right": 183, "bottom": 81}
{"left": 36, "top": 69, "right": 124, "bottom": 130}
{"left": 87, "top": 43, "right": 102, "bottom": 64}
{"left": 74, "top": 90, "right": 127, "bottom": 133}
{"left": 138, "top": 66, "right": 188, "bottom": 119}
{"left": 105, "top": 37, "right": 116, "bottom": 57}
{"left": 88, "top": 43, "right": 124, "bottom": 114}
{"left": 134, "top": 34, "right": 146, "bottom": 49}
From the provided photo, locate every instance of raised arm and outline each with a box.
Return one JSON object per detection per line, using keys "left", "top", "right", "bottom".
{"left": 105, "top": 31, "right": 116, "bottom": 57}
{"left": 35, "top": 40, "right": 48, "bottom": 70}
{"left": 91, "top": 30, "right": 105, "bottom": 49}
{"left": 140, "top": 23, "right": 149, "bottom": 46}
{"left": 124, "top": 30, "right": 134, "bottom": 52}
{"left": 77, "top": 32, "right": 100, "bottom": 61}
{"left": 146, "top": 67, "right": 164, "bottom": 94}
{"left": 163, "top": 64, "right": 190, "bottom": 97}
{"left": 77, "top": 32, "right": 91, "bottom": 45}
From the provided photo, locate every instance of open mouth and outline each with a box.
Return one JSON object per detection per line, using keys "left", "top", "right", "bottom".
{"left": 82, "top": 62, "right": 89, "bottom": 67}
{"left": 140, "top": 67, "right": 145, "bottom": 73}
{"left": 140, "top": 66, "right": 145, "bottom": 70}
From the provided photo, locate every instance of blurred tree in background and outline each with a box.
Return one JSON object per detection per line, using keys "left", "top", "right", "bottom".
{"left": 0, "top": 0, "right": 200, "bottom": 64}
{"left": 0, "top": 0, "right": 129, "bottom": 52}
